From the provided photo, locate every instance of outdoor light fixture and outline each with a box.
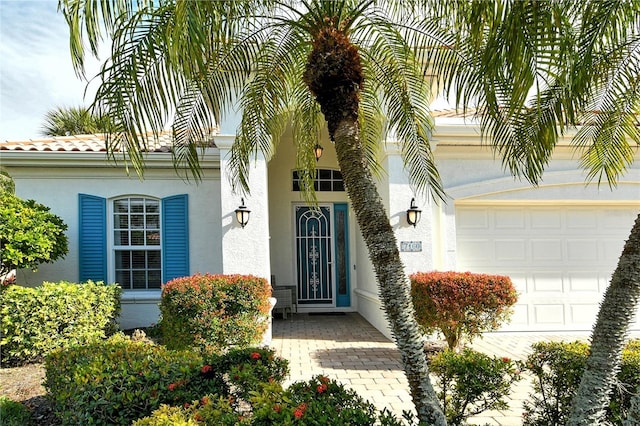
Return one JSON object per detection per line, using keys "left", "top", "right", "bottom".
{"left": 406, "top": 198, "right": 422, "bottom": 227}
{"left": 235, "top": 198, "right": 251, "bottom": 228}
{"left": 314, "top": 143, "right": 324, "bottom": 161}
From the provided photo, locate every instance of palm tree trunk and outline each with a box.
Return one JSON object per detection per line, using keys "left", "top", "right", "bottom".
{"left": 333, "top": 118, "right": 447, "bottom": 425}
{"left": 569, "top": 213, "right": 640, "bottom": 425}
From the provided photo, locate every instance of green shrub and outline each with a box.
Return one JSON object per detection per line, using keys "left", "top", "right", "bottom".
{"left": 430, "top": 348, "right": 522, "bottom": 425}
{"left": 206, "top": 347, "right": 289, "bottom": 401}
{"left": 0, "top": 192, "right": 68, "bottom": 278}
{"left": 522, "top": 339, "right": 640, "bottom": 425}
{"left": 0, "top": 396, "right": 33, "bottom": 426}
{"left": 44, "top": 336, "right": 289, "bottom": 426}
{"left": 0, "top": 280, "right": 121, "bottom": 365}
{"left": 160, "top": 274, "right": 272, "bottom": 352}
{"left": 410, "top": 271, "right": 518, "bottom": 350}
{"left": 134, "top": 376, "right": 406, "bottom": 425}
{"left": 134, "top": 395, "right": 246, "bottom": 426}
{"left": 44, "top": 334, "right": 226, "bottom": 426}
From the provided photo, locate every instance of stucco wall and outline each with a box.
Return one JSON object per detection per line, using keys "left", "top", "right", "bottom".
{"left": 4, "top": 152, "right": 222, "bottom": 329}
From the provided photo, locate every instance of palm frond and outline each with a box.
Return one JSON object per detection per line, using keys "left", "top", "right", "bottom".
{"left": 357, "top": 9, "right": 444, "bottom": 200}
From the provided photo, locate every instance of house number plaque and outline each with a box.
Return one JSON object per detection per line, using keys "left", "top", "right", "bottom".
{"left": 400, "top": 241, "right": 422, "bottom": 252}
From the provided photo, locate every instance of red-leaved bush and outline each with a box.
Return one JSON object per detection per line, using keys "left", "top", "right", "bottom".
{"left": 160, "top": 274, "right": 272, "bottom": 352}
{"left": 410, "top": 271, "right": 518, "bottom": 350}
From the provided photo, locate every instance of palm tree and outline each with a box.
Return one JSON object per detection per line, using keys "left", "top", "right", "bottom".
{"left": 59, "top": 0, "right": 640, "bottom": 423}
{"left": 59, "top": 0, "right": 450, "bottom": 423}
{"left": 40, "top": 106, "right": 112, "bottom": 136}
{"left": 425, "top": 1, "right": 640, "bottom": 424}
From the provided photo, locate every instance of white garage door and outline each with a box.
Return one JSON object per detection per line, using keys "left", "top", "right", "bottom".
{"left": 456, "top": 204, "right": 639, "bottom": 331}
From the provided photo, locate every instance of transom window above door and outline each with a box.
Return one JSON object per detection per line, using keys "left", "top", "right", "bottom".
{"left": 113, "top": 197, "right": 162, "bottom": 289}
{"left": 292, "top": 169, "right": 345, "bottom": 192}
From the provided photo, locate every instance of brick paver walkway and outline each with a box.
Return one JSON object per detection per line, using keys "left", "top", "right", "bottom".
{"left": 270, "top": 312, "right": 626, "bottom": 425}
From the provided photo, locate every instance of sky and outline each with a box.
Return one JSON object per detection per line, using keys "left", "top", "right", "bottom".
{"left": 0, "top": 1, "right": 458, "bottom": 142}
{"left": 0, "top": 0, "right": 104, "bottom": 141}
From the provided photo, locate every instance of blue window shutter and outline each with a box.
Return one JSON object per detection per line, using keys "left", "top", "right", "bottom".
{"left": 78, "top": 194, "right": 107, "bottom": 282}
{"left": 162, "top": 194, "right": 189, "bottom": 283}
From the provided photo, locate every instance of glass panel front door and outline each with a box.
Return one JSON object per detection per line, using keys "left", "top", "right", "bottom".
{"left": 294, "top": 204, "right": 350, "bottom": 308}
{"left": 295, "top": 206, "right": 332, "bottom": 305}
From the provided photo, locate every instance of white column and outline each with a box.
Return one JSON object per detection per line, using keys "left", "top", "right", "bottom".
{"left": 216, "top": 135, "right": 271, "bottom": 281}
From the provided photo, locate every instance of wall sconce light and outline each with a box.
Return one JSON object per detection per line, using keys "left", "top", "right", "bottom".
{"left": 314, "top": 143, "right": 324, "bottom": 162}
{"left": 235, "top": 198, "right": 251, "bottom": 228}
{"left": 406, "top": 198, "right": 422, "bottom": 227}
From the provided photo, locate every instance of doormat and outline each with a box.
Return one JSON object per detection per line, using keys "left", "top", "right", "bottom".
{"left": 308, "top": 312, "right": 346, "bottom": 316}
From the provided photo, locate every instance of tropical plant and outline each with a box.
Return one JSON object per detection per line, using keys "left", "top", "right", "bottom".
{"left": 160, "top": 274, "right": 273, "bottom": 352}
{"left": 0, "top": 280, "right": 120, "bottom": 365}
{"left": 40, "top": 105, "right": 112, "bottom": 136}
{"left": 430, "top": 349, "right": 522, "bottom": 426}
{"left": 410, "top": 271, "right": 517, "bottom": 350}
{"left": 59, "top": 0, "right": 450, "bottom": 422}
{"left": 522, "top": 340, "right": 640, "bottom": 426}
{"left": 423, "top": 2, "right": 640, "bottom": 424}
{"left": 59, "top": 0, "right": 640, "bottom": 424}
{"left": 0, "top": 192, "right": 68, "bottom": 279}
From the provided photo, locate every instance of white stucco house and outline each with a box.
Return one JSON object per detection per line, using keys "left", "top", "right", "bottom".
{"left": 2, "top": 112, "right": 639, "bottom": 337}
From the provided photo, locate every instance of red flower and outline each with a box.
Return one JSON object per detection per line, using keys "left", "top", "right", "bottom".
{"left": 168, "top": 383, "right": 177, "bottom": 391}
{"left": 317, "top": 384, "right": 328, "bottom": 393}
{"left": 201, "top": 396, "right": 210, "bottom": 405}
{"left": 319, "top": 375, "right": 329, "bottom": 384}
{"left": 294, "top": 409, "right": 304, "bottom": 419}
{"left": 194, "top": 413, "right": 203, "bottom": 422}
{"left": 201, "top": 364, "right": 213, "bottom": 374}
{"left": 250, "top": 352, "right": 261, "bottom": 360}
{"left": 184, "top": 402, "right": 190, "bottom": 409}
{"left": 273, "top": 404, "right": 282, "bottom": 413}
{"left": 501, "top": 357, "right": 511, "bottom": 363}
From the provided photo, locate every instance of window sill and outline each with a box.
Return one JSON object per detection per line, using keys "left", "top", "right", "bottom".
{"left": 121, "top": 290, "right": 162, "bottom": 303}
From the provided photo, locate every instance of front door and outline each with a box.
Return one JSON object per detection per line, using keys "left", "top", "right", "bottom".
{"left": 295, "top": 204, "right": 350, "bottom": 308}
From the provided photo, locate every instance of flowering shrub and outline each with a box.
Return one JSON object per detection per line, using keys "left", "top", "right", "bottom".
{"left": 134, "top": 376, "right": 406, "bottom": 425}
{"left": 160, "top": 274, "right": 272, "bottom": 352}
{"left": 252, "top": 375, "right": 405, "bottom": 425}
{"left": 44, "top": 336, "right": 289, "bottom": 426}
{"left": 522, "top": 340, "right": 640, "bottom": 425}
{"left": 430, "top": 349, "right": 522, "bottom": 425}
{"left": 410, "top": 271, "right": 517, "bottom": 349}
{"left": 44, "top": 333, "right": 227, "bottom": 425}
{"left": 206, "top": 347, "right": 289, "bottom": 401}
{"left": 0, "top": 280, "right": 121, "bottom": 365}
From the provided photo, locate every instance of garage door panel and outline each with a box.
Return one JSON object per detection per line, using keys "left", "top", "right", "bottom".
{"left": 531, "top": 273, "right": 564, "bottom": 292}
{"left": 534, "top": 305, "right": 565, "bottom": 325}
{"left": 566, "top": 239, "right": 598, "bottom": 262}
{"left": 531, "top": 239, "right": 563, "bottom": 261}
{"left": 457, "top": 239, "right": 492, "bottom": 263}
{"left": 509, "top": 304, "right": 529, "bottom": 328}
{"left": 569, "top": 304, "right": 600, "bottom": 325}
{"left": 603, "top": 209, "right": 637, "bottom": 230}
{"left": 531, "top": 210, "right": 561, "bottom": 229}
{"left": 602, "top": 239, "right": 627, "bottom": 264}
{"left": 495, "top": 209, "right": 526, "bottom": 229}
{"left": 457, "top": 208, "right": 489, "bottom": 229}
{"left": 568, "top": 273, "right": 601, "bottom": 292}
{"left": 566, "top": 209, "right": 597, "bottom": 229}
{"left": 495, "top": 240, "right": 526, "bottom": 261}
{"left": 456, "top": 205, "right": 639, "bottom": 331}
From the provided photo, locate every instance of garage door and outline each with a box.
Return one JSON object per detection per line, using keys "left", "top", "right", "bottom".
{"left": 456, "top": 204, "right": 639, "bottom": 331}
